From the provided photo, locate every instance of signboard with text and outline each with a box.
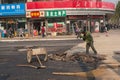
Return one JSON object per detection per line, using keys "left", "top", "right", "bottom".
{"left": 26, "top": 11, "right": 45, "bottom": 18}
{"left": 0, "top": 3, "right": 25, "bottom": 16}
{"left": 26, "top": 1, "right": 115, "bottom": 10}
{"left": 45, "top": 10, "right": 66, "bottom": 17}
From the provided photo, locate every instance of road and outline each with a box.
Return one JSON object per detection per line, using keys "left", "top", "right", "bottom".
{"left": 1, "top": 29, "right": 120, "bottom": 80}
{"left": 0, "top": 39, "right": 88, "bottom": 80}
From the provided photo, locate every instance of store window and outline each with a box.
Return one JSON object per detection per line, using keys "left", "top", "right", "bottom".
{"left": 47, "top": 18, "right": 66, "bottom": 33}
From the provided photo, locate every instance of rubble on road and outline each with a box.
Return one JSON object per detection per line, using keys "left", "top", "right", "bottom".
{"left": 48, "top": 52, "right": 106, "bottom": 64}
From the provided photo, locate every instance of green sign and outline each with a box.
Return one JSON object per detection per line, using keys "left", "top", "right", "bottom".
{"left": 45, "top": 10, "right": 66, "bottom": 17}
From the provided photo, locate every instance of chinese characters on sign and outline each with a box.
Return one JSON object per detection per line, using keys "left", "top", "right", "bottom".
{"left": 26, "top": 11, "right": 45, "bottom": 18}
{"left": 0, "top": 3, "right": 25, "bottom": 16}
{"left": 30, "top": 11, "right": 40, "bottom": 18}
{"left": 1, "top": 4, "right": 20, "bottom": 10}
{"left": 26, "top": 10, "right": 66, "bottom": 18}
{"left": 45, "top": 10, "right": 66, "bottom": 17}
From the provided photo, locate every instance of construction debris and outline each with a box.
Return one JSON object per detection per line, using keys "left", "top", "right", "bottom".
{"left": 48, "top": 52, "right": 106, "bottom": 64}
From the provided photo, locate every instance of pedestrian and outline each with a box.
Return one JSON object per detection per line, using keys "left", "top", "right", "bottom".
{"left": 41, "top": 26, "right": 45, "bottom": 38}
{"left": 8, "top": 27, "right": 13, "bottom": 38}
{"left": 74, "top": 22, "right": 82, "bottom": 39}
{"left": 81, "top": 31, "right": 97, "bottom": 55}
{"left": 19, "top": 28, "right": 24, "bottom": 37}
{"left": 3, "top": 29, "right": 7, "bottom": 37}
{"left": 76, "top": 29, "right": 83, "bottom": 39}
{"left": 104, "top": 26, "right": 108, "bottom": 37}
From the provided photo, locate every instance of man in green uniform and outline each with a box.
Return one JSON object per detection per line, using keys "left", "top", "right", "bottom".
{"left": 81, "top": 31, "right": 97, "bottom": 55}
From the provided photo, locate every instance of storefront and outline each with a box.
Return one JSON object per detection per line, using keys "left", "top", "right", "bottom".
{"left": 26, "top": 10, "right": 45, "bottom": 36}
{"left": 0, "top": 3, "right": 26, "bottom": 37}
{"left": 26, "top": 0, "right": 115, "bottom": 36}
{"left": 26, "top": 6, "right": 67, "bottom": 36}
{"left": 67, "top": 13, "right": 105, "bottom": 33}
{"left": 45, "top": 10, "right": 66, "bottom": 35}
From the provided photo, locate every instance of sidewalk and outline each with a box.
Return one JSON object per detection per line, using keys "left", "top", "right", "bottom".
{"left": 93, "top": 30, "right": 120, "bottom": 64}
{"left": 67, "top": 29, "right": 120, "bottom": 80}
{"left": 70, "top": 29, "right": 120, "bottom": 63}
{"left": 0, "top": 35, "right": 77, "bottom": 42}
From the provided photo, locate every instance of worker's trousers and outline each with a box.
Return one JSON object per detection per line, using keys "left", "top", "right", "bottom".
{"left": 86, "top": 41, "right": 97, "bottom": 54}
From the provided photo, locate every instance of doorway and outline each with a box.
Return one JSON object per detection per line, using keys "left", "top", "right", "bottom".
{"left": 33, "top": 20, "right": 45, "bottom": 35}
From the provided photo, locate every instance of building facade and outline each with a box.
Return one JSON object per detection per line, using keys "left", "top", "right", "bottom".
{"left": 0, "top": 0, "right": 115, "bottom": 37}
{"left": 26, "top": 0, "right": 115, "bottom": 36}
{"left": 0, "top": 3, "right": 26, "bottom": 37}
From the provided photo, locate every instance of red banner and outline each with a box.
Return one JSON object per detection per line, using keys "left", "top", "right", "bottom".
{"left": 26, "top": 1, "right": 115, "bottom": 10}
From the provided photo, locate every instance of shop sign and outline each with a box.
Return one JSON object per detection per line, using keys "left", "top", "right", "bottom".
{"left": 30, "top": 11, "right": 40, "bottom": 18}
{"left": 0, "top": 3, "right": 25, "bottom": 16}
{"left": 45, "top": 10, "right": 66, "bottom": 17}
{"left": 26, "top": 1, "right": 115, "bottom": 11}
{"left": 26, "top": 11, "right": 44, "bottom": 18}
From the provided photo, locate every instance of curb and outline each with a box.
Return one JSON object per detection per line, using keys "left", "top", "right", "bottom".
{"left": 0, "top": 38, "right": 77, "bottom": 42}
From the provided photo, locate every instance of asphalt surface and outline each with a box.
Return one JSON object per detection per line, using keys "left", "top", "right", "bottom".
{"left": 1, "top": 29, "right": 120, "bottom": 80}
{"left": 0, "top": 39, "right": 90, "bottom": 80}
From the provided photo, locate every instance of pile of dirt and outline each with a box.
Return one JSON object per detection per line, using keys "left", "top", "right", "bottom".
{"left": 48, "top": 52, "right": 106, "bottom": 65}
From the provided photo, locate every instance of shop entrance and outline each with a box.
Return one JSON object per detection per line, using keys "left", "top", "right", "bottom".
{"left": 0, "top": 19, "right": 17, "bottom": 38}
{"left": 32, "top": 19, "right": 45, "bottom": 36}
{"left": 70, "top": 20, "right": 86, "bottom": 34}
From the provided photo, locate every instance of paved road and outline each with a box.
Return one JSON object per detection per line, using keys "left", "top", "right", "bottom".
{"left": 0, "top": 29, "right": 120, "bottom": 80}
{"left": 0, "top": 39, "right": 89, "bottom": 80}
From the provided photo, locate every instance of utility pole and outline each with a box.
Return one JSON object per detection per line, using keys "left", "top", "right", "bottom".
{"left": 87, "top": 14, "right": 90, "bottom": 32}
